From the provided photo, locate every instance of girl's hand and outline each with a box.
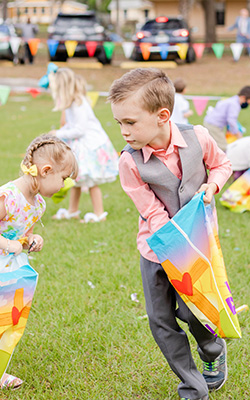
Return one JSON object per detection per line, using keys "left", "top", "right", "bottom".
{"left": 195, "top": 182, "right": 218, "bottom": 205}
{"left": 28, "top": 234, "right": 44, "bottom": 253}
{"left": 48, "top": 130, "right": 57, "bottom": 136}
{"left": 9, "top": 240, "right": 23, "bottom": 256}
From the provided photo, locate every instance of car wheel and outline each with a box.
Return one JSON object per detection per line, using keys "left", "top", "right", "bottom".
{"left": 186, "top": 46, "right": 196, "bottom": 63}
{"left": 96, "top": 48, "right": 112, "bottom": 65}
{"left": 49, "top": 53, "right": 68, "bottom": 62}
{"left": 131, "top": 48, "right": 143, "bottom": 61}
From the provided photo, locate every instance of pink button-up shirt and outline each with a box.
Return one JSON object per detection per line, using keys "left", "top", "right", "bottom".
{"left": 119, "top": 122, "right": 232, "bottom": 263}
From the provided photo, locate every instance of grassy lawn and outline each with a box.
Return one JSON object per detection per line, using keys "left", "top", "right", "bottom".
{"left": 0, "top": 93, "right": 249, "bottom": 400}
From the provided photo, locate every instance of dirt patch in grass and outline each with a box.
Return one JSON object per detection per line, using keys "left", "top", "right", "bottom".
{"left": 1, "top": 47, "right": 250, "bottom": 95}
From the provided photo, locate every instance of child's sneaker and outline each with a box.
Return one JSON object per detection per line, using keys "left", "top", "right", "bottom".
{"left": 202, "top": 338, "right": 227, "bottom": 391}
{"left": 180, "top": 396, "right": 209, "bottom": 400}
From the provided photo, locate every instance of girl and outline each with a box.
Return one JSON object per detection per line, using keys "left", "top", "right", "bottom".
{"left": 48, "top": 67, "right": 119, "bottom": 223}
{"left": 0, "top": 134, "right": 78, "bottom": 389}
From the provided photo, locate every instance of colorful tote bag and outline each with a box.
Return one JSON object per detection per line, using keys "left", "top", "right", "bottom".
{"left": 147, "top": 192, "right": 241, "bottom": 339}
{"left": 220, "top": 168, "right": 250, "bottom": 213}
{"left": 0, "top": 253, "right": 38, "bottom": 379}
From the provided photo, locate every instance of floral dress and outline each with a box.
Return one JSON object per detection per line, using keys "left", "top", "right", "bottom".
{"left": 0, "top": 181, "right": 46, "bottom": 255}
{"left": 0, "top": 182, "right": 46, "bottom": 379}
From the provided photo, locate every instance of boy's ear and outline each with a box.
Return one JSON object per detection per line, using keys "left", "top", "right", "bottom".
{"left": 40, "top": 164, "right": 53, "bottom": 177}
{"left": 157, "top": 108, "right": 171, "bottom": 125}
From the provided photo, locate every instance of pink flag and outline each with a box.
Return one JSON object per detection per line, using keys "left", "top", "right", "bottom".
{"left": 192, "top": 43, "right": 205, "bottom": 59}
{"left": 192, "top": 97, "right": 209, "bottom": 116}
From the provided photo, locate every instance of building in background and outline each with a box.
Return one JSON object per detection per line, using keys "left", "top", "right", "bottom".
{"left": 3, "top": 0, "right": 88, "bottom": 24}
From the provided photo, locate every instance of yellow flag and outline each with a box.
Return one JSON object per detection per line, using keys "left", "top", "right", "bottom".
{"left": 65, "top": 40, "right": 78, "bottom": 58}
{"left": 87, "top": 91, "right": 99, "bottom": 108}
{"left": 177, "top": 43, "right": 189, "bottom": 60}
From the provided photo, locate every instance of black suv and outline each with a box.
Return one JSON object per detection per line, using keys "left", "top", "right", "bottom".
{"left": 47, "top": 11, "right": 112, "bottom": 64}
{"left": 132, "top": 16, "right": 196, "bottom": 63}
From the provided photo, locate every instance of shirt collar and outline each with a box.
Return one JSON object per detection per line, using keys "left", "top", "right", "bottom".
{"left": 141, "top": 122, "right": 188, "bottom": 163}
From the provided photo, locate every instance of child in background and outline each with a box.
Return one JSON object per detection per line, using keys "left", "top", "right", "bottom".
{"left": 171, "top": 78, "right": 193, "bottom": 124}
{"left": 204, "top": 86, "right": 250, "bottom": 151}
{"left": 226, "top": 136, "right": 250, "bottom": 179}
{"left": 108, "top": 68, "right": 232, "bottom": 400}
{"left": 0, "top": 134, "right": 77, "bottom": 389}
{"left": 48, "top": 68, "right": 119, "bottom": 223}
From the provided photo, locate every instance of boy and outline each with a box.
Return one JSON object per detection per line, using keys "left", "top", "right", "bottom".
{"left": 204, "top": 86, "right": 250, "bottom": 151}
{"left": 108, "top": 68, "right": 232, "bottom": 400}
{"left": 171, "top": 78, "right": 193, "bottom": 124}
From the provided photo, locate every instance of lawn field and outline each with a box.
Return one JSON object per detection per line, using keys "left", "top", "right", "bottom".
{"left": 0, "top": 93, "right": 249, "bottom": 400}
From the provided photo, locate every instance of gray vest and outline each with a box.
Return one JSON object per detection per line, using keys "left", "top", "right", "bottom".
{"left": 122, "top": 124, "right": 208, "bottom": 218}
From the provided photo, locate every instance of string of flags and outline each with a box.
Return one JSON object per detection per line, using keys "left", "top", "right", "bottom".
{"left": 0, "top": 84, "right": 224, "bottom": 119}
{"left": 0, "top": 35, "right": 248, "bottom": 62}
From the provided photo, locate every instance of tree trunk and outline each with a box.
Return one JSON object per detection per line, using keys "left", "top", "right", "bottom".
{"left": 2, "top": 0, "right": 8, "bottom": 21}
{"left": 201, "top": 0, "right": 216, "bottom": 44}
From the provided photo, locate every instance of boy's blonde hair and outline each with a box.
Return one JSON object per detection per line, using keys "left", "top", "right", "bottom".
{"left": 108, "top": 68, "right": 175, "bottom": 114}
{"left": 49, "top": 68, "right": 87, "bottom": 111}
{"left": 22, "top": 134, "right": 78, "bottom": 191}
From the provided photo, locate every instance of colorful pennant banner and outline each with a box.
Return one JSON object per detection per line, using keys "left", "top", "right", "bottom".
{"left": 192, "top": 97, "right": 209, "bottom": 116}
{"left": 103, "top": 42, "right": 115, "bottom": 60}
{"left": 47, "top": 39, "right": 59, "bottom": 58}
{"left": 28, "top": 38, "right": 40, "bottom": 56}
{"left": 85, "top": 41, "right": 97, "bottom": 57}
{"left": 0, "top": 85, "right": 11, "bottom": 106}
{"left": 65, "top": 40, "right": 78, "bottom": 58}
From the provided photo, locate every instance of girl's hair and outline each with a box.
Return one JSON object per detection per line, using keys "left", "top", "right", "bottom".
{"left": 108, "top": 68, "right": 175, "bottom": 114}
{"left": 22, "top": 134, "right": 78, "bottom": 191}
{"left": 49, "top": 68, "right": 87, "bottom": 111}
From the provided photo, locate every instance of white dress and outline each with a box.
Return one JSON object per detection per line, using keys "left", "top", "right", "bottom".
{"left": 55, "top": 96, "right": 119, "bottom": 188}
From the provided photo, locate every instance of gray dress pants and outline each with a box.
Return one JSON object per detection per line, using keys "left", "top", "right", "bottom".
{"left": 140, "top": 255, "right": 224, "bottom": 400}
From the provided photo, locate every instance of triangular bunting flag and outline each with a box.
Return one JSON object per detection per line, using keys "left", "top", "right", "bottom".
{"left": 65, "top": 40, "right": 78, "bottom": 58}
{"left": 47, "top": 39, "right": 59, "bottom": 58}
{"left": 177, "top": 43, "right": 189, "bottom": 60}
{"left": 139, "top": 43, "right": 151, "bottom": 60}
{"left": 9, "top": 37, "right": 21, "bottom": 55}
{"left": 28, "top": 38, "right": 40, "bottom": 56}
{"left": 87, "top": 91, "right": 99, "bottom": 108}
{"left": 159, "top": 43, "right": 169, "bottom": 60}
{"left": 212, "top": 43, "right": 224, "bottom": 59}
{"left": 85, "top": 41, "right": 97, "bottom": 57}
{"left": 0, "top": 85, "right": 10, "bottom": 105}
{"left": 26, "top": 88, "right": 41, "bottom": 98}
{"left": 230, "top": 43, "right": 243, "bottom": 61}
{"left": 192, "top": 97, "right": 209, "bottom": 116}
{"left": 122, "top": 42, "right": 135, "bottom": 59}
{"left": 103, "top": 42, "right": 115, "bottom": 59}
{"left": 192, "top": 43, "right": 205, "bottom": 59}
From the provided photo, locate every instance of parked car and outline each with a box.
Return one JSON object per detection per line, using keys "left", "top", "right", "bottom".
{"left": 47, "top": 12, "right": 112, "bottom": 64}
{"left": 0, "top": 23, "right": 25, "bottom": 64}
{"left": 132, "top": 16, "right": 196, "bottom": 63}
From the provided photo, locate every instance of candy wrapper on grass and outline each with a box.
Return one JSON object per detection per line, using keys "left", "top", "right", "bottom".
{"left": 147, "top": 192, "right": 241, "bottom": 339}
{"left": 51, "top": 177, "right": 75, "bottom": 204}
{"left": 0, "top": 253, "right": 38, "bottom": 380}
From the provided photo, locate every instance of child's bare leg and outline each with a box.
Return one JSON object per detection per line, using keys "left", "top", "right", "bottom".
{"left": 68, "top": 187, "right": 81, "bottom": 215}
{"left": 89, "top": 185, "right": 104, "bottom": 217}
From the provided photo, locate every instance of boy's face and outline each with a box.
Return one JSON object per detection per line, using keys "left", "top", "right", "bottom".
{"left": 111, "top": 92, "right": 170, "bottom": 150}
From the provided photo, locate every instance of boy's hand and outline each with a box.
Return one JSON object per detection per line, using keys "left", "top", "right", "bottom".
{"left": 28, "top": 234, "right": 44, "bottom": 253}
{"left": 195, "top": 182, "right": 218, "bottom": 205}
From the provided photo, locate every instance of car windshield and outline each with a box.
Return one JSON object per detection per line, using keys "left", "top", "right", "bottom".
{"left": 143, "top": 19, "right": 185, "bottom": 31}
{"left": 54, "top": 16, "right": 97, "bottom": 28}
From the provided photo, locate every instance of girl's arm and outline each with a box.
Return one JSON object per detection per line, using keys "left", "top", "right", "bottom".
{"left": 0, "top": 197, "right": 23, "bottom": 255}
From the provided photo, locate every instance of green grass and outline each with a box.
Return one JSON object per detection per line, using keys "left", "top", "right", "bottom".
{"left": 0, "top": 93, "right": 249, "bottom": 399}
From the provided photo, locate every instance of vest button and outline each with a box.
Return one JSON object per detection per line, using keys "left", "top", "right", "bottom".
{"left": 180, "top": 186, "right": 184, "bottom": 192}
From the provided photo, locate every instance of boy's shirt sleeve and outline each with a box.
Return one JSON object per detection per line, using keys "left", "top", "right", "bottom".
{"left": 119, "top": 151, "right": 170, "bottom": 234}
{"left": 194, "top": 125, "right": 232, "bottom": 191}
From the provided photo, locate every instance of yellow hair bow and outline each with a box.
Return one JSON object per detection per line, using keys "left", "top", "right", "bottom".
{"left": 21, "top": 162, "right": 38, "bottom": 177}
